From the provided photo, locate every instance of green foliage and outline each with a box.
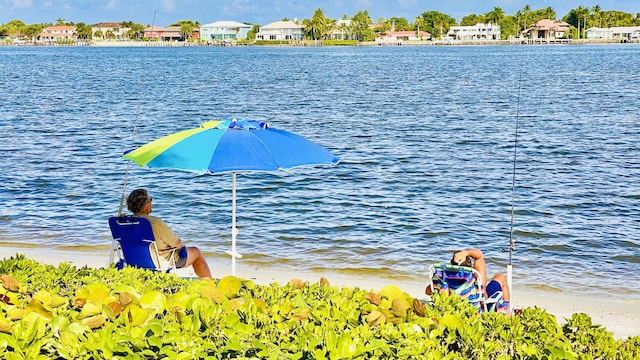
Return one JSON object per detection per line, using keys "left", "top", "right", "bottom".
{"left": 323, "top": 40, "right": 358, "bottom": 46}
{"left": 0, "top": 254, "right": 637, "bottom": 359}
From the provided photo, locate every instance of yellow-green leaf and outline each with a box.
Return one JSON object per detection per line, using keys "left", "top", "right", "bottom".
{"left": 0, "top": 274, "right": 20, "bottom": 292}
{"left": 82, "top": 315, "right": 106, "bottom": 329}
{"left": 217, "top": 276, "right": 242, "bottom": 298}
{"left": 77, "top": 302, "right": 101, "bottom": 320}
{"left": 26, "top": 299, "right": 53, "bottom": 320}
{"left": 0, "top": 320, "right": 12, "bottom": 334}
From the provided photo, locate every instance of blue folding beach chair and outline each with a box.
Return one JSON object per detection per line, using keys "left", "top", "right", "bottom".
{"left": 427, "top": 263, "right": 505, "bottom": 313}
{"left": 108, "top": 216, "right": 177, "bottom": 273}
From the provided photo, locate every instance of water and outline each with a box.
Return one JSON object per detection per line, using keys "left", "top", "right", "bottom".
{"left": 1, "top": 44, "right": 639, "bottom": 301}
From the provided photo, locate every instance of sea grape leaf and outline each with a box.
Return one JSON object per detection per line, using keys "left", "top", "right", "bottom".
{"left": 366, "top": 310, "right": 386, "bottom": 326}
{"left": 82, "top": 315, "right": 106, "bottom": 329}
{"left": 1, "top": 291, "right": 20, "bottom": 305}
{"left": 291, "top": 308, "right": 309, "bottom": 322}
{"left": 7, "top": 307, "right": 25, "bottom": 320}
{"left": 47, "top": 295, "right": 68, "bottom": 308}
{"left": 440, "top": 313, "right": 464, "bottom": 330}
{"left": 217, "top": 276, "right": 242, "bottom": 298}
{"left": 0, "top": 320, "right": 11, "bottom": 334}
{"left": 124, "top": 304, "right": 150, "bottom": 326}
{"left": 147, "top": 335, "right": 162, "bottom": 349}
{"left": 391, "top": 298, "right": 410, "bottom": 318}
{"left": 85, "top": 283, "right": 117, "bottom": 305}
{"left": 139, "top": 290, "right": 166, "bottom": 312}
{"left": 289, "top": 278, "right": 305, "bottom": 289}
{"left": 118, "top": 292, "right": 138, "bottom": 307}
{"left": 335, "top": 333, "right": 358, "bottom": 358}
{"left": 107, "top": 302, "right": 123, "bottom": 317}
{"left": 77, "top": 302, "right": 101, "bottom": 320}
{"left": 242, "top": 279, "right": 256, "bottom": 290}
{"left": 412, "top": 298, "right": 425, "bottom": 317}
{"left": 229, "top": 298, "right": 244, "bottom": 311}
{"left": 379, "top": 285, "right": 405, "bottom": 300}
{"left": 200, "top": 282, "right": 226, "bottom": 303}
{"left": 167, "top": 291, "right": 190, "bottom": 311}
{"left": 26, "top": 299, "right": 53, "bottom": 320}
{"left": 365, "top": 292, "right": 381, "bottom": 305}
{"left": 0, "top": 274, "right": 20, "bottom": 292}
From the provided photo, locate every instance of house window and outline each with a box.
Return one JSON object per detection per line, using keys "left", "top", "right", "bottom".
{"left": 269, "top": 35, "right": 276, "bottom": 40}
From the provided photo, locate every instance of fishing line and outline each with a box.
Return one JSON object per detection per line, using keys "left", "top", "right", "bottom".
{"left": 503, "top": 51, "right": 526, "bottom": 315}
{"left": 117, "top": 11, "right": 157, "bottom": 215}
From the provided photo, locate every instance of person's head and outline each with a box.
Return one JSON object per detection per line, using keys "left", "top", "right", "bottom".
{"left": 127, "top": 188, "right": 152, "bottom": 214}
{"left": 451, "top": 254, "right": 473, "bottom": 267}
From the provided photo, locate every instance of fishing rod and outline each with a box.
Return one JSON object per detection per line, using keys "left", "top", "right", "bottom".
{"left": 110, "top": 12, "right": 157, "bottom": 267}
{"left": 505, "top": 53, "right": 525, "bottom": 298}
{"left": 117, "top": 11, "right": 157, "bottom": 216}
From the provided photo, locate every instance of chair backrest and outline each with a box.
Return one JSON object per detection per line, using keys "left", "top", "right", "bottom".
{"left": 429, "top": 263, "right": 486, "bottom": 311}
{"left": 108, "top": 216, "right": 159, "bottom": 270}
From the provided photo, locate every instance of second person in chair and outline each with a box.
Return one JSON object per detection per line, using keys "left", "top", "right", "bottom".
{"left": 127, "top": 188, "right": 212, "bottom": 279}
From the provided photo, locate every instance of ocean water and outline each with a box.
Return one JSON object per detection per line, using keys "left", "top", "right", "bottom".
{"left": 0, "top": 44, "right": 638, "bottom": 301}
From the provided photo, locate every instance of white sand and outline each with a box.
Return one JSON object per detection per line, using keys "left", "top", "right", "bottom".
{"left": 2, "top": 246, "right": 638, "bottom": 339}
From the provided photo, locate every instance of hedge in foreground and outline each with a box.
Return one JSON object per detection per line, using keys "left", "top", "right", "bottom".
{"left": 1, "top": 254, "right": 639, "bottom": 359}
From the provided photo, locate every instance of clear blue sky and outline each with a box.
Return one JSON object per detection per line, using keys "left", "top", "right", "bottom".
{"left": 1, "top": 1, "right": 639, "bottom": 26}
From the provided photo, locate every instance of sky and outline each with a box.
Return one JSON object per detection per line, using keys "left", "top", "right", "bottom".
{"left": 1, "top": 0, "right": 639, "bottom": 26}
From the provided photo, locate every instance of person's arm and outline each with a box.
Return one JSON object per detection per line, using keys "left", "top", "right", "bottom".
{"left": 452, "top": 248, "right": 488, "bottom": 289}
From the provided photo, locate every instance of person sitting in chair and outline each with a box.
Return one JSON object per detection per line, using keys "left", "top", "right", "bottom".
{"left": 450, "top": 248, "right": 510, "bottom": 312}
{"left": 425, "top": 248, "right": 511, "bottom": 314}
{"left": 127, "top": 188, "right": 212, "bottom": 279}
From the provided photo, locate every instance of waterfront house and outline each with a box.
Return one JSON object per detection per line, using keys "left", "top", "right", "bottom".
{"left": 38, "top": 26, "right": 76, "bottom": 42}
{"left": 200, "top": 21, "right": 251, "bottom": 42}
{"left": 446, "top": 23, "right": 501, "bottom": 40}
{"left": 91, "top": 22, "right": 129, "bottom": 40}
{"left": 376, "top": 30, "right": 431, "bottom": 42}
{"left": 329, "top": 19, "right": 357, "bottom": 40}
{"left": 522, "top": 19, "right": 571, "bottom": 39}
{"left": 256, "top": 20, "right": 304, "bottom": 41}
{"left": 586, "top": 26, "right": 640, "bottom": 40}
{"left": 144, "top": 25, "right": 182, "bottom": 41}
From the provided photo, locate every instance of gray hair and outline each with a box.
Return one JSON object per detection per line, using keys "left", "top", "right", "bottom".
{"left": 127, "top": 188, "right": 150, "bottom": 213}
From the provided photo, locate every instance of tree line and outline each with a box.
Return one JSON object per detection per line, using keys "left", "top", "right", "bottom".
{"left": 2, "top": 5, "right": 639, "bottom": 42}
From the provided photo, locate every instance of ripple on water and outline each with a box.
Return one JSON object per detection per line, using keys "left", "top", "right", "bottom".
{"left": 0, "top": 45, "right": 639, "bottom": 301}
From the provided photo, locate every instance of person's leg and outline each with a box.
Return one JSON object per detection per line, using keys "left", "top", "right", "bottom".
{"left": 489, "top": 272, "right": 510, "bottom": 302}
{"left": 184, "top": 246, "right": 211, "bottom": 279}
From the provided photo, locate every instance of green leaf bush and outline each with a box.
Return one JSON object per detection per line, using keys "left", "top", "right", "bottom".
{"left": 1, "top": 254, "right": 638, "bottom": 359}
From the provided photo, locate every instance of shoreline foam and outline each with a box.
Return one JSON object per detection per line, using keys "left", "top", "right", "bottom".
{"left": 1, "top": 245, "right": 638, "bottom": 339}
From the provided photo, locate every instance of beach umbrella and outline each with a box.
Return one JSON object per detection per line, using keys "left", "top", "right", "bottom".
{"left": 123, "top": 118, "right": 340, "bottom": 275}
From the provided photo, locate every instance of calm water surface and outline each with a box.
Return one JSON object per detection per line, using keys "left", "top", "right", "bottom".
{"left": 0, "top": 44, "right": 639, "bottom": 301}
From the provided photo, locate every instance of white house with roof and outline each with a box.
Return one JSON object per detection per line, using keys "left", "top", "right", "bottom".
{"left": 586, "top": 26, "right": 640, "bottom": 40}
{"left": 522, "top": 19, "right": 571, "bottom": 39}
{"left": 91, "top": 22, "right": 129, "bottom": 40}
{"left": 446, "top": 23, "right": 501, "bottom": 40}
{"left": 200, "top": 21, "right": 251, "bottom": 41}
{"left": 256, "top": 20, "right": 304, "bottom": 41}
{"left": 38, "top": 26, "right": 76, "bottom": 42}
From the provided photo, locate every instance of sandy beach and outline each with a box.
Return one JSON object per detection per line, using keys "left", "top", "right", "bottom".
{"left": 1, "top": 246, "right": 638, "bottom": 340}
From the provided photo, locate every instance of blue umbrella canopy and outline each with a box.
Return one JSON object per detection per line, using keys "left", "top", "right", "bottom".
{"left": 123, "top": 118, "right": 340, "bottom": 275}
{"left": 124, "top": 119, "right": 340, "bottom": 173}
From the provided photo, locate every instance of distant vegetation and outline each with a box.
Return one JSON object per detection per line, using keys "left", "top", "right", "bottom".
{"left": 1, "top": 5, "right": 639, "bottom": 42}
{"left": 1, "top": 255, "right": 639, "bottom": 358}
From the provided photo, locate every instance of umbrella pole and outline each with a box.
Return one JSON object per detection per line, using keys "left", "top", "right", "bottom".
{"left": 228, "top": 171, "right": 242, "bottom": 276}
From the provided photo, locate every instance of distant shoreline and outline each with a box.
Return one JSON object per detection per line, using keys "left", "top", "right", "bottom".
{"left": 2, "top": 38, "right": 639, "bottom": 48}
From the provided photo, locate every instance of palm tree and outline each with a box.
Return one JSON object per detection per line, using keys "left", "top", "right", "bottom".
{"left": 305, "top": 8, "right": 330, "bottom": 40}
{"left": 523, "top": 4, "right": 531, "bottom": 29}
{"left": 485, "top": 7, "right": 505, "bottom": 25}
{"left": 592, "top": 5, "right": 602, "bottom": 27}
{"left": 55, "top": 18, "right": 66, "bottom": 26}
